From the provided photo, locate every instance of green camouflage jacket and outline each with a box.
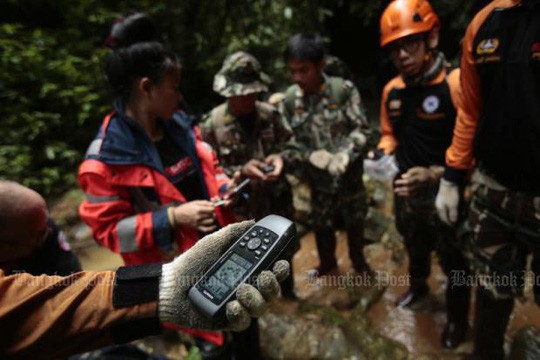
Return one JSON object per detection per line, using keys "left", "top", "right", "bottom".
{"left": 279, "top": 75, "right": 371, "bottom": 191}
{"left": 201, "top": 101, "right": 292, "bottom": 177}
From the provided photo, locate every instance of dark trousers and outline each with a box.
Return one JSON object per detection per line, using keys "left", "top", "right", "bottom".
{"left": 314, "top": 220, "right": 368, "bottom": 272}
{"left": 394, "top": 194, "right": 469, "bottom": 290}
{"left": 394, "top": 192, "right": 470, "bottom": 328}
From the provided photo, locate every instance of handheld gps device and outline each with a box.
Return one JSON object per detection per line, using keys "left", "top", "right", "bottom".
{"left": 188, "top": 215, "right": 296, "bottom": 318}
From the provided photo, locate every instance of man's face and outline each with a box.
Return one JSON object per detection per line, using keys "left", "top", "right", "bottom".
{"left": 388, "top": 34, "right": 428, "bottom": 78}
{"left": 227, "top": 93, "right": 257, "bottom": 116}
{"left": 0, "top": 203, "right": 48, "bottom": 262}
{"left": 287, "top": 59, "right": 324, "bottom": 94}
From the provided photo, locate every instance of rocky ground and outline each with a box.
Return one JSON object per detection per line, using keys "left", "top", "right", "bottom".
{"left": 50, "top": 183, "right": 540, "bottom": 360}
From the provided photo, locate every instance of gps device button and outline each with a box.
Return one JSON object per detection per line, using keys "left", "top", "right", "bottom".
{"left": 247, "top": 237, "right": 262, "bottom": 250}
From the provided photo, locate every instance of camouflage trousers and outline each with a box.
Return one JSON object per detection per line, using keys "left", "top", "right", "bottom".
{"left": 394, "top": 187, "right": 469, "bottom": 290}
{"left": 309, "top": 184, "right": 367, "bottom": 271}
{"left": 310, "top": 174, "right": 367, "bottom": 231}
{"left": 461, "top": 170, "right": 540, "bottom": 301}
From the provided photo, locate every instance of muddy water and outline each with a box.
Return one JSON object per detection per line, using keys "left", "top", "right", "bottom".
{"left": 291, "top": 230, "right": 452, "bottom": 355}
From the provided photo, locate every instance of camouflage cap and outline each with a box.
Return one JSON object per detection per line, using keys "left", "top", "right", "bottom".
{"left": 213, "top": 51, "right": 271, "bottom": 97}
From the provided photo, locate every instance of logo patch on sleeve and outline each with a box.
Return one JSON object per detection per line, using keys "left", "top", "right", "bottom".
{"left": 476, "top": 38, "right": 499, "bottom": 55}
{"left": 389, "top": 99, "right": 402, "bottom": 110}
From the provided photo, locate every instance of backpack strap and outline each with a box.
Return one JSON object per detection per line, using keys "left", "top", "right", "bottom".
{"left": 326, "top": 76, "right": 348, "bottom": 107}
{"left": 210, "top": 104, "right": 228, "bottom": 144}
{"left": 284, "top": 85, "right": 298, "bottom": 116}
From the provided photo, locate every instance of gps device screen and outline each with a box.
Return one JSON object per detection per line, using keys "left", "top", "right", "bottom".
{"left": 202, "top": 253, "right": 253, "bottom": 303}
{"left": 188, "top": 215, "right": 296, "bottom": 318}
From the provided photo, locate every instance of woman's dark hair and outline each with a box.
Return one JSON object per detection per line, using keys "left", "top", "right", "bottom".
{"left": 283, "top": 33, "right": 326, "bottom": 63}
{"left": 105, "top": 13, "right": 179, "bottom": 103}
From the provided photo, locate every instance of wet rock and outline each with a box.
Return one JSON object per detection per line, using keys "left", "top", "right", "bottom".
{"left": 260, "top": 301, "right": 409, "bottom": 359}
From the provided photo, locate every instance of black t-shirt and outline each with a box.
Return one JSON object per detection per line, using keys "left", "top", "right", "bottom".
{"left": 154, "top": 133, "right": 205, "bottom": 201}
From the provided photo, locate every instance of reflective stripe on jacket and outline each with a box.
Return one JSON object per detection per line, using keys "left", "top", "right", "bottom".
{"left": 79, "top": 110, "right": 236, "bottom": 266}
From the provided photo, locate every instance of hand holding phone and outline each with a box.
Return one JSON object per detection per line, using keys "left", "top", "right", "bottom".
{"left": 263, "top": 154, "right": 283, "bottom": 181}
{"left": 213, "top": 178, "right": 251, "bottom": 207}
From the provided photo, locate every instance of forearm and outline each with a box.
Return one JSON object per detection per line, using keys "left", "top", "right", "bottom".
{"left": 79, "top": 171, "right": 175, "bottom": 253}
{"left": 81, "top": 202, "right": 175, "bottom": 254}
{"left": 0, "top": 267, "right": 161, "bottom": 358}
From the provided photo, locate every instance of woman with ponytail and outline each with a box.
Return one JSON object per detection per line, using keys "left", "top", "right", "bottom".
{"left": 77, "top": 13, "right": 259, "bottom": 359}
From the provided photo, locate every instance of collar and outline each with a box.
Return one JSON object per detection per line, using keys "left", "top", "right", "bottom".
{"left": 295, "top": 73, "right": 329, "bottom": 98}
{"left": 93, "top": 106, "right": 197, "bottom": 173}
{"left": 402, "top": 50, "right": 447, "bottom": 87}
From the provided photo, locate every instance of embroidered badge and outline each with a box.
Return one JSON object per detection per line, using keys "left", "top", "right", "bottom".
{"left": 422, "top": 95, "right": 440, "bottom": 114}
{"left": 389, "top": 99, "right": 402, "bottom": 110}
{"left": 476, "top": 38, "right": 499, "bottom": 55}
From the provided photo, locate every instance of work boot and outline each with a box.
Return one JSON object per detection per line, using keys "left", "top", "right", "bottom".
{"left": 395, "top": 283, "right": 429, "bottom": 307}
{"left": 441, "top": 284, "right": 470, "bottom": 349}
{"left": 470, "top": 287, "right": 514, "bottom": 360}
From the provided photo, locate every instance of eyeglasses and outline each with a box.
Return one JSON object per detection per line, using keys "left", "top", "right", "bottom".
{"left": 387, "top": 34, "right": 426, "bottom": 57}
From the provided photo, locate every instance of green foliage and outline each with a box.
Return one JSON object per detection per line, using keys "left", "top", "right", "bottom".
{"left": 0, "top": 23, "right": 109, "bottom": 195}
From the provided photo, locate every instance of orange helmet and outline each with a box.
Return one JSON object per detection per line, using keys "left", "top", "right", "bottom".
{"left": 380, "top": 0, "right": 440, "bottom": 47}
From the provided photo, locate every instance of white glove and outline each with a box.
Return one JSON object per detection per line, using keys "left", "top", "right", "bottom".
{"left": 327, "top": 152, "right": 350, "bottom": 176}
{"left": 159, "top": 220, "right": 290, "bottom": 331}
{"left": 435, "top": 179, "right": 460, "bottom": 225}
{"left": 309, "top": 149, "right": 333, "bottom": 170}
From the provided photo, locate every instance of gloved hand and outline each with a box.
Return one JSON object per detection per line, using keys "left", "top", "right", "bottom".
{"left": 327, "top": 152, "right": 350, "bottom": 176}
{"left": 435, "top": 179, "right": 460, "bottom": 225}
{"left": 309, "top": 149, "right": 333, "bottom": 170}
{"left": 159, "top": 220, "right": 290, "bottom": 331}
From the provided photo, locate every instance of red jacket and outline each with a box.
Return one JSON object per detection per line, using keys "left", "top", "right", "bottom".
{"left": 79, "top": 110, "right": 236, "bottom": 266}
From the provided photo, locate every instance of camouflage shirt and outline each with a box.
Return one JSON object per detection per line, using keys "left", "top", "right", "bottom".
{"left": 201, "top": 101, "right": 292, "bottom": 177}
{"left": 279, "top": 75, "right": 371, "bottom": 189}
